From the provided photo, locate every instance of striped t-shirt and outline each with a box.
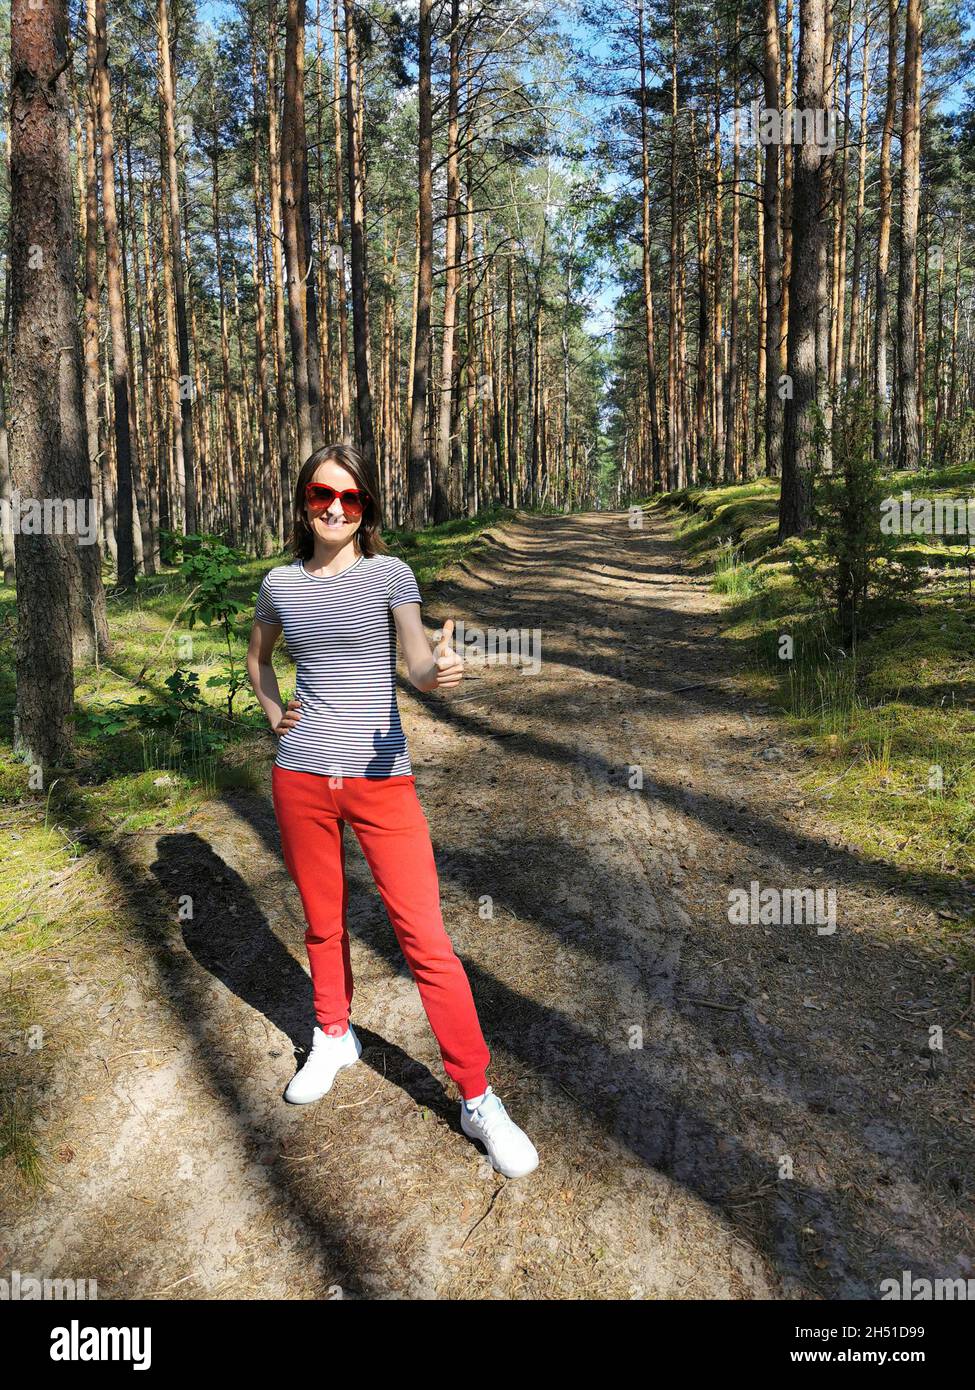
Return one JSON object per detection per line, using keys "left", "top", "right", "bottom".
{"left": 254, "top": 552, "right": 423, "bottom": 778}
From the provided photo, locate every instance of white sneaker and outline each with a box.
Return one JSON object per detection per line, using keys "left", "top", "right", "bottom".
{"left": 460, "top": 1086, "right": 539, "bottom": 1177}
{"left": 284, "top": 1024, "right": 362, "bottom": 1103}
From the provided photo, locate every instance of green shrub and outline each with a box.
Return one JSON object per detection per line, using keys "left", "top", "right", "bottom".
{"left": 791, "top": 389, "right": 921, "bottom": 648}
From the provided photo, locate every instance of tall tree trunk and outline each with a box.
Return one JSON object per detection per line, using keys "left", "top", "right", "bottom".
{"left": 313, "top": 7, "right": 333, "bottom": 440}
{"left": 343, "top": 0, "right": 377, "bottom": 479}
{"left": 506, "top": 253, "right": 519, "bottom": 506}
{"left": 945, "top": 218, "right": 962, "bottom": 445}
{"left": 897, "top": 0, "right": 922, "bottom": 470}
{"left": 296, "top": 11, "right": 324, "bottom": 450}
{"left": 267, "top": 0, "right": 293, "bottom": 536}
{"left": 157, "top": 0, "right": 197, "bottom": 533}
{"left": 406, "top": 0, "right": 433, "bottom": 525}
{"left": 210, "top": 132, "right": 240, "bottom": 547}
{"left": 754, "top": 138, "right": 765, "bottom": 474}
{"left": 873, "top": 0, "right": 898, "bottom": 462}
{"left": 815, "top": 0, "right": 834, "bottom": 468}
{"left": 466, "top": 124, "right": 480, "bottom": 514}
{"left": 762, "top": 0, "right": 784, "bottom": 479}
{"left": 93, "top": 0, "right": 137, "bottom": 589}
{"left": 829, "top": 0, "right": 854, "bottom": 392}
{"left": 332, "top": 0, "right": 352, "bottom": 437}
{"left": 712, "top": 71, "right": 725, "bottom": 476}
{"left": 251, "top": 27, "right": 275, "bottom": 554}
{"left": 637, "top": 0, "right": 662, "bottom": 490}
{"left": 781, "top": 0, "right": 794, "bottom": 350}
{"left": 690, "top": 111, "right": 711, "bottom": 483}
{"left": 121, "top": 93, "right": 154, "bottom": 572}
{"left": 667, "top": 0, "right": 680, "bottom": 489}
{"left": 143, "top": 179, "right": 171, "bottom": 550}
{"left": 82, "top": 16, "right": 110, "bottom": 557}
{"left": 724, "top": 16, "right": 741, "bottom": 484}
{"left": 282, "top": 0, "right": 315, "bottom": 464}
{"left": 780, "top": 0, "right": 829, "bottom": 539}
{"left": 433, "top": 0, "right": 462, "bottom": 524}
{"left": 846, "top": 2, "right": 870, "bottom": 386}
{"left": 10, "top": 0, "right": 110, "bottom": 768}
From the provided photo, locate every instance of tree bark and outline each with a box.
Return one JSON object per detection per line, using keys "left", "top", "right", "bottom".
{"left": 780, "top": 0, "right": 829, "bottom": 539}
{"left": 762, "top": 0, "right": 785, "bottom": 478}
{"left": 433, "top": 0, "right": 462, "bottom": 523}
{"left": 267, "top": 0, "right": 293, "bottom": 535}
{"left": 93, "top": 0, "right": 137, "bottom": 588}
{"left": 724, "top": 15, "right": 741, "bottom": 485}
{"left": 846, "top": 2, "right": 870, "bottom": 387}
{"left": 406, "top": 0, "right": 433, "bottom": 525}
{"left": 282, "top": 0, "right": 315, "bottom": 464}
{"left": 157, "top": 0, "right": 197, "bottom": 532}
{"left": 250, "top": 26, "right": 275, "bottom": 554}
{"left": 873, "top": 0, "right": 898, "bottom": 462}
{"left": 332, "top": 0, "right": 352, "bottom": 437}
{"left": 637, "top": 0, "right": 662, "bottom": 490}
{"left": 10, "top": 0, "right": 110, "bottom": 769}
{"left": 343, "top": 0, "right": 377, "bottom": 477}
{"left": 897, "top": 0, "right": 922, "bottom": 470}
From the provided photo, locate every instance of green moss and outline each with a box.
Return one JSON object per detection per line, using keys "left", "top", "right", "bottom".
{"left": 656, "top": 480, "right": 781, "bottom": 563}
{"left": 857, "top": 612, "right": 975, "bottom": 705}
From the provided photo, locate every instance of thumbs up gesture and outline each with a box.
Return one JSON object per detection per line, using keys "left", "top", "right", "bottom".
{"left": 433, "top": 618, "right": 464, "bottom": 690}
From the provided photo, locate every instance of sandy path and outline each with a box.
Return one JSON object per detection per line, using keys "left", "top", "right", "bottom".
{"left": 3, "top": 509, "right": 972, "bottom": 1299}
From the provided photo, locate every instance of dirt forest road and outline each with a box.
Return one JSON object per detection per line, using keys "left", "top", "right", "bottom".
{"left": 5, "top": 509, "right": 974, "bottom": 1300}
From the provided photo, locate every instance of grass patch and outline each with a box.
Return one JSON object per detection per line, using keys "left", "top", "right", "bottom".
{"left": 659, "top": 478, "right": 782, "bottom": 563}
{"left": 712, "top": 540, "right": 768, "bottom": 600}
{"left": 658, "top": 469, "right": 975, "bottom": 906}
{"left": 0, "top": 1092, "right": 45, "bottom": 1189}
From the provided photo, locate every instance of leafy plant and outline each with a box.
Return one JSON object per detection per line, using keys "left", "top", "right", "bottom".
{"left": 159, "top": 530, "right": 251, "bottom": 720}
{"left": 132, "top": 668, "right": 229, "bottom": 779}
{"left": 75, "top": 702, "right": 133, "bottom": 740}
{"left": 134, "top": 667, "right": 208, "bottom": 733}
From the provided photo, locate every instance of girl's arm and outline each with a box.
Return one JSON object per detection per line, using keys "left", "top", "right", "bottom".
{"left": 246, "top": 619, "right": 302, "bottom": 733}
{"left": 393, "top": 604, "right": 463, "bottom": 693}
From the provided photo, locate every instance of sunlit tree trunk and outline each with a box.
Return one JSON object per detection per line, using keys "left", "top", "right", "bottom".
{"left": 157, "top": 0, "right": 196, "bottom": 533}
{"left": 636, "top": 0, "right": 662, "bottom": 490}
{"left": 780, "top": 0, "right": 828, "bottom": 538}
{"left": 873, "top": 0, "right": 898, "bottom": 463}
{"left": 434, "top": 0, "right": 462, "bottom": 523}
{"left": 897, "top": 0, "right": 922, "bottom": 470}
{"left": 762, "top": 0, "right": 784, "bottom": 478}
{"left": 406, "top": 0, "right": 432, "bottom": 523}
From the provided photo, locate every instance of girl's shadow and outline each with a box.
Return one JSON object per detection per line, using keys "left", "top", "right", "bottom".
{"left": 149, "top": 830, "right": 454, "bottom": 1116}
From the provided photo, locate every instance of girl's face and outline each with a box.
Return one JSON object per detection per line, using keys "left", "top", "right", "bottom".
{"left": 305, "top": 460, "right": 365, "bottom": 544}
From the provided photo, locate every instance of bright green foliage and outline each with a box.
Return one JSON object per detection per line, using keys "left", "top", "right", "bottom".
{"left": 161, "top": 530, "right": 251, "bottom": 720}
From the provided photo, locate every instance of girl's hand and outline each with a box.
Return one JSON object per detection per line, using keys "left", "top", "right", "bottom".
{"left": 272, "top": 698, "right": 302, "bottom": 735}
{"left": 433, "top": 619, "right": 464, "bottom": 690}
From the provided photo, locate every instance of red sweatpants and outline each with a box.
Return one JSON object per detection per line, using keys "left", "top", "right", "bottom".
{"left": 271, "top": 766, "right": 491, "bottom": 1100}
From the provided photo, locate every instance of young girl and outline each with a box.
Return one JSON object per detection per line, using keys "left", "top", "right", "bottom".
{"left": 246, "top": 442, "right": 538, "bottom": 1179}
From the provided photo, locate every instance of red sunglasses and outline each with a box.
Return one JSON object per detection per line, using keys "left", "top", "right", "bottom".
{"left": 304, "top": 483, "right": 371, "bottom": 517}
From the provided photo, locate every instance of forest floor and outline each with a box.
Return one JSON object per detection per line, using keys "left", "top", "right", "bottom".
{"left": 2, "top": 507, "right": 974, "bottom": 1299}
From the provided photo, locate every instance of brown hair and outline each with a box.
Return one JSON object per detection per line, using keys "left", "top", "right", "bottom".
{"left": 288, "top": 442, "right": 389, "bottom": 561}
